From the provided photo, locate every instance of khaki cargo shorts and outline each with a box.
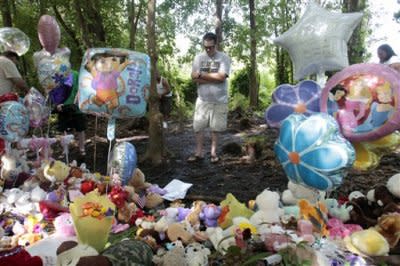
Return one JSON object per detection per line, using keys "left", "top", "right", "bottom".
{"left": 193, "top": 99, "right": 228, "bottom": 132}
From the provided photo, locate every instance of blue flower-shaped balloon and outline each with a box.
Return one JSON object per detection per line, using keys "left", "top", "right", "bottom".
{"left": 274, "top": 113, "right": 355, "bottom": 191}
{"left": 265, "top": 80, "right": 321, "bottom": 128}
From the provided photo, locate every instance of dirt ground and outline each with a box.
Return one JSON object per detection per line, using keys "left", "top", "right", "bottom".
{"left": 60, "top": 111, "right": 400, "bottom": 204}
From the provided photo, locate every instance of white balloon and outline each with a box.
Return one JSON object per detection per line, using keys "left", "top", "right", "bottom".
{"left": 0, "top": 27, "right": 30, "bottom": 56}
{"left": 274, "top": 3, "right": 363, "bottom": 81}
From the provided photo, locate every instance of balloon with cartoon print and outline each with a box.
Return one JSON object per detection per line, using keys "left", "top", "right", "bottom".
{"left": 0, "top": 101, "right": 29, "bottom": 143}
{"left": 321, "top": 63, "right": 400, "bottom": 142}
{"left": 23, "top": 87, "right": 50, "bottom": 128}
{"left": 33, "top": 47, "right": 71, "bottom": 94}
{"left": 78, "top": 48, "right": 150, "bottom": 118}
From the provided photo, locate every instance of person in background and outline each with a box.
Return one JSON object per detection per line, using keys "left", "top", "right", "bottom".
{"left": 377, "top": 44, "right": 400, "bottom": 72}
{"left": 53, "top": 70, "right": 87, "bottom": 156}
{"left": 0, "top": 51, "right": 29, "bottom": 96}
{"left": 188, "top": 32, "right": 231, "bottom": 163}
{"left": 156, "top": 68, "right": 172, "bottom": 129}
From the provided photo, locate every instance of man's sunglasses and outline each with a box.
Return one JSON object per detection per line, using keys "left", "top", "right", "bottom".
{"left": 204, "top": 45, "right": 215, "bottom": 50}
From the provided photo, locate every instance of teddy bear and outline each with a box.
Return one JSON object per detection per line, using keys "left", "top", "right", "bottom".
{"left": 185, "top": 200, "right": 206, "bottom": 229}
{"left": 281, "top": 181, "right": 325, "bottom": 205}
{"left": 154, "top": 207, "right": 178, "bottom": 238}
{"left": 249, "top": 189, "right": 284, "bottom": 227}
{"left": 152, "top": 240, "right": 186, "bottom": 266}
{"left": 218, "top": 193, "right": 254, "bottom": 229}
{"left": 166, "top": 223, "right": 193, "bottom": 245}
{"left": 128, "top": 168, "right": 151, "bottom": 193}
{"left": 206, "top": 227, "right": 235, "bottom": 255}
{"left": 348, "top": 192, "right": 381, "bottom": 228}
{"left": 374, "top": 212, "right": 400, "bottom": 248}
{"left": 0, "top": 151, "right": 30, "bottom": 189}
{"left": 184, "top": 242, "right": 211, "bottom": 266}
{"left": 367, "top": 185, "right": 400, "bottom": 214}
{"left": 323, "top": 198, "right": 353, "bottom": 222}
{"left": 43, "top": 160, "right": 70, "bottom": 184}
{"left": 199, "top": 203, "right": 221, "bottom": 227}
{"left": 387, "top": 173, "right": 400, "bottom": 198}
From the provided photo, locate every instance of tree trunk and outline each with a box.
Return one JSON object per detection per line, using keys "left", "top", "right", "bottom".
{"left": 128, "top": 0, "right": 144, "bottom": 50}
{"left": 52, "top": 4, "right": 83, "bottom": 56}
{"left": 248, "top": 0, "right": 258, "bottom": 108}
{"left": 143, "top": 0, "right": 164, "bottom": 165}
{"left": 215, "top": 0, "right": 223, "bottom": 51}
{"left": 73, "top": 0, "right": 91, "bottom": 48}
{"left": 343, "top": 0, "right": 366, "bottom": 64}
{"left": 1, "top": 0, "right": 12, "bottom": 27}
{"left": 38, "top": 0, "right": 47, "bottom": 15}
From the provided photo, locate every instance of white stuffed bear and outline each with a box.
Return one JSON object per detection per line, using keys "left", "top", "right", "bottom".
{"left": 281, "top": 181, "right": 325, "bottom": 205}
{"left": 185, "top": 242, "right": 210, "bottom": 266}
{"left": 387, "top": 174, "right": 400, "bottom": 198}
{"left": 250, "top": 189, "right": 284, "bottom": 226}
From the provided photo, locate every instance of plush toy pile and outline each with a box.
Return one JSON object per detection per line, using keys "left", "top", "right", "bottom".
{"left": 0, "top": 150, "right": 399, "bottom": 266}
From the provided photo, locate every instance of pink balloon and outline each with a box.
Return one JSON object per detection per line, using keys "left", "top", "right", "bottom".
{"left": 37, "top": 15, "right": 60, "bottom": 54}
{"left": 320, "top": 63, "right": 400, "bottom": 142}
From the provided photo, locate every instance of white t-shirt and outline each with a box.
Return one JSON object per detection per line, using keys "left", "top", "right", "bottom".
{"left": 382, "top": 55, "right": 400, "bottom": 65}
{"left": 192, "top": 51, "right": 231, "bottom": 104}
{"left": 0, "top": 56, "right": 22, "bottom": 95}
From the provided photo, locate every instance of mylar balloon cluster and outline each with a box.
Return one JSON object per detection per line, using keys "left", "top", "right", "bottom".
{"left": 0, "top": 27, "right": 30, "bottom": 56}
{"left": 108, "top": 142, "right": 137, "bottom": 186}
{"left": 265, "top": 80, "right": 321, "bottom": 128}
{"left": 33, "top": 15, "right": 71, "bottom": 95}
{"left": 23, "top": 88, "right": 50, "bottom": 128}
{"left": 274, "top": 2, "right": 362, "bottom": 80}
{"left": 321, "top": 63, "right": 400, "bottom": 142}
{"left": 274, "top": 113, "right": 355, "bottom": 191}
{"left": 78, "top": 48, "right": 150, "bottom": 118}
{"left": 0, "top": 101, "right": 29, "bottom": 142}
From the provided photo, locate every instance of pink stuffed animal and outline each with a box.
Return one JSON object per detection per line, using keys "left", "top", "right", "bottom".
{"left": 327, "top": 218, "right": 362, "bottom": 239}
{"left": 54, "top": 213, "right": 75, "bottom": 237}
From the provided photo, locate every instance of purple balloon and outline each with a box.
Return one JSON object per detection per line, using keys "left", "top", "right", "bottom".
{"left": 265, "top": 80, "right": 321, "bottom": 127}
{"left": 321, "top": 63, "right": 400, "bottom": 142}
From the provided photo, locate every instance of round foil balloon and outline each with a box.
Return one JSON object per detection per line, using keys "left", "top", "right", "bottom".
{"left": 274, "top": 2, "right": 362, "bottom": 80}
{"left": 78, "top": 48, "right": 150, "bottom": 118}
{"left": 0, "top": 27, "right": 30, "bottom": 56}
{"left": 265, "top": 80, "right": 321, "bottom": 128}
{"left": 274, "top": 113, "right": 355, "bottom": 191}
{"left": 109, "top": 142, "right": 137, "bottom": 186}
{"left": 23, "top": 87, "right": 50, "bottom": 128}
{"left": 321, "top": 63, "right": 400, "bottom": 142}
{"left": 33, "top": 47, "right": 71, "bottom": 93}
{"left": 37, "top": 15, "right": 60, "bottom": 54}
{"left": 0, "top": 101, "right": 29, "bottom": 142}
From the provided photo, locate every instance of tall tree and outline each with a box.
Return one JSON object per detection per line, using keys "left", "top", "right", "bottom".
{"left": 215, "top": 0, "right": 224, "bottom": 50}
{"left": 128, "top": 0, "right": 145, "bottom": 50}
{"left": 248, "top": 0, "right": 258, "bottom": 107}
{"left": 143, "top": 0, "right": 164, "bottom": 165}
{"left": 342, "top": 0, "right": 369, "bottom": 64}
{"left": 1, "top": 0, "right": 13, "bottom": 27}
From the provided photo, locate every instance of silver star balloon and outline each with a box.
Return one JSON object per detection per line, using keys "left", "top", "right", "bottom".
{"left": 274, "top": 2, "right": 363, "bottom": 81}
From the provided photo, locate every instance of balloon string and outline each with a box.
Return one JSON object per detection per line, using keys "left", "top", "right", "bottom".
{"left": 93, "top": 116, "right": 98, "bottom": 172}
{"left": 106, "top": 140, "right": 112, "bottom": 177}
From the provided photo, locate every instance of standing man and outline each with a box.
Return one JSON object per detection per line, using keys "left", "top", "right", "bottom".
{"left": 0, "top": 51, "right": 29, "bottom": 96}
{"left": 188, "top": 32, "right": 231, "bottom": 163}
